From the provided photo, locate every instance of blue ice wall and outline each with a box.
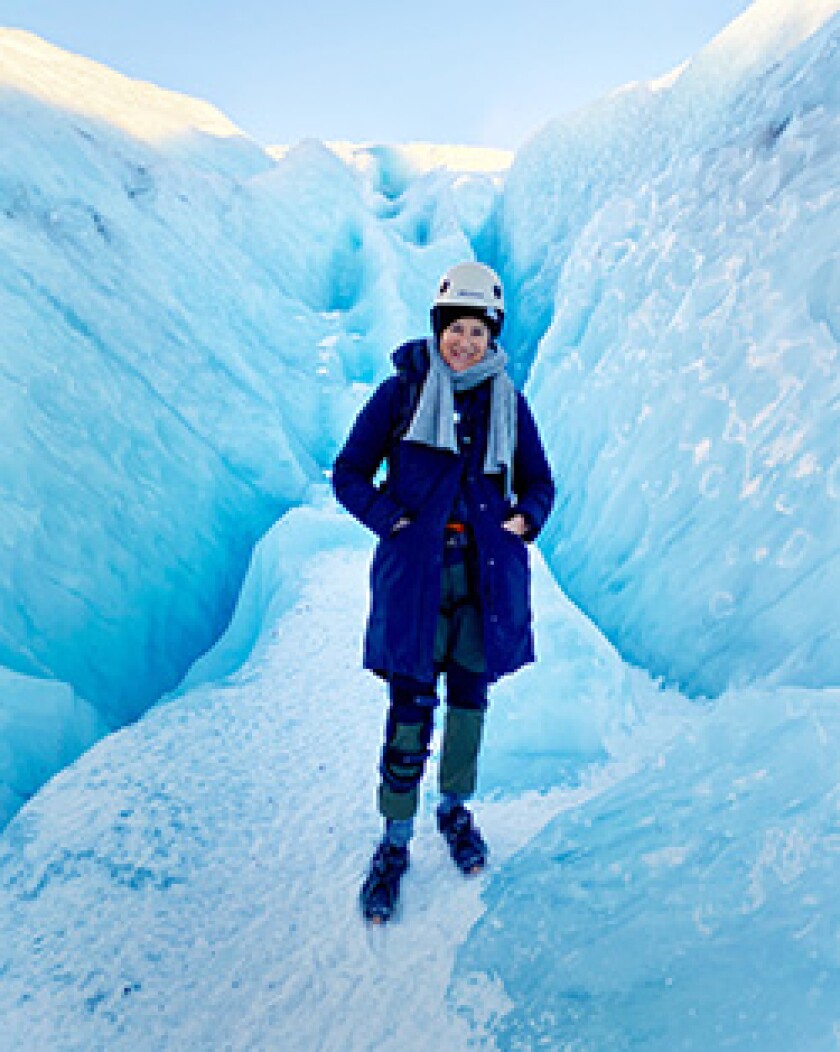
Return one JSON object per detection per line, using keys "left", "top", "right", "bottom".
{"left": 455, "top": 685, "right": 840, "bottom": 1050}
{"left": 2, "top": 7, "right": 838, "bottom": 827}
{"left": 0, "top": 56, "right": 507, "bottom": 824}
{"left": 506, "top": 14, "right": 840, "bottom": 696}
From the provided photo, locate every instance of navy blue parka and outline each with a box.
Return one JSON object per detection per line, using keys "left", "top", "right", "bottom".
{"left": 332, "top": 339, "right": 555, "bottom": 685}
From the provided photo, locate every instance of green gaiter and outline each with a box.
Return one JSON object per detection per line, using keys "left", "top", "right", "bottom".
{"left": 439, "top": 706, "right": 486, "bottom": 798}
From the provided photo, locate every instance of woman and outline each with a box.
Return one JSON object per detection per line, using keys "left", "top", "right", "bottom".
{"left": 332, "top": 261, "right": 555, "bottom": 923}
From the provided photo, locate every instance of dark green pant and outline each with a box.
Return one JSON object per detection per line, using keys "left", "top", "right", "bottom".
{"left": 378, "top": 555, "right": 488, "bottom": 822}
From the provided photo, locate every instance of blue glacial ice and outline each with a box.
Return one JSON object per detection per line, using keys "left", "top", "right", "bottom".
{"left": 0, "top": 5, "right": 839, "bottom": 1049}
{"left": 0, "top": 30, "right": 503, "bottom": 823}
{"left": 455, "top": 683, "right": 840, "bottom": 1051}
{"left": 506, "top": 7, "right": 840, "bottom": 696}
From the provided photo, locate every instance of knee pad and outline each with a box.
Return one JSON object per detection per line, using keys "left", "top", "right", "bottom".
{"left": 380, "top": 741, "right": 428, "bottom": 793}
{"left": 380, "top": 710, "right": 434, "bottom": 794}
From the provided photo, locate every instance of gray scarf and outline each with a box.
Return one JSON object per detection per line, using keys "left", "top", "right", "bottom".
{"left": 404, "top": 339, "right": 517, "bottom": 500}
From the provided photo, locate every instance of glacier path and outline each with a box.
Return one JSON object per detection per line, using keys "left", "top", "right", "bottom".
{"left": 0, "top": 509, "right": 595, "bottom": 1052}
{"left": 3, "top": 507, "right": 838, "bottom": 1051}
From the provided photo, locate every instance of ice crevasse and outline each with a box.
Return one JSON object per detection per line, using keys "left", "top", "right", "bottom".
{"left": 0, "top": 5, "right": 839, "bottom": 1050}
{"left": 0, "top": 3, "right": 838, "bottom": 827}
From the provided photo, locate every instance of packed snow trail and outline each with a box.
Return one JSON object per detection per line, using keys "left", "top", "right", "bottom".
{"left": 2, "top": 506, "right": 839, "bottom": 1051}
{"left": 0, "top": 508, "right": 611, "bottom": 1051}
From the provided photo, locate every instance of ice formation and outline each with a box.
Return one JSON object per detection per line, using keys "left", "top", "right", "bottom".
{"left": 1, "top": 3, "right": 839, "bottom": 1048}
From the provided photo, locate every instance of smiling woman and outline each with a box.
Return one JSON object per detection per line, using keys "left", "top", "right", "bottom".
{"left": 332, "top": 260, "right": 555, "bottom": 923}
{"left": 439, "top": 318, "right": 490, "bottom": 373}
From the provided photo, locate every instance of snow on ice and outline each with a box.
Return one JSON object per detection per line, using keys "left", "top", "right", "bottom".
{"left": 1, "top": 2, "right": 839, "bottom": 1049}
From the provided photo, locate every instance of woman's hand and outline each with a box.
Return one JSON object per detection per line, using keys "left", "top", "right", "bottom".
{"left": 502, "top": 513, "right": 528, "bottom": 538}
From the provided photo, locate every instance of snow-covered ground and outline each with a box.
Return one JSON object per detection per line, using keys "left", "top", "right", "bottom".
{"left": 2, "top": 507, "right": 838, "bottom": 1050}
{"left": 1, "top": 0, "right": 840, "bottom": 1048}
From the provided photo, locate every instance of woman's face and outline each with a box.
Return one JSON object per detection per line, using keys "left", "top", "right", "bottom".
{"left": 439, "top": 316, "right": 490, "bottom": 372}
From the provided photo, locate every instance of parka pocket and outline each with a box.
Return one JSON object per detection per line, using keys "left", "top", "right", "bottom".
{"left": 372, "top": 519, "right": 412, "bottom": 575}
{"left": 370, "top": 520, "right": 424, "bottom": 614}
{"left": 488, "top": 526, "right": 531, "bottom": 629}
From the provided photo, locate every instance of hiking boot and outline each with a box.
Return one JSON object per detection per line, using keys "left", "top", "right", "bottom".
{"left": 436, "top": 804, "right": 487, "bottom": 875}
{"left": 359, "top": 840, "right": 409, "bottom": 924}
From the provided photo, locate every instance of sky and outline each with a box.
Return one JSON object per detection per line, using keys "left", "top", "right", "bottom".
{"left": 3, "top": 0, "right": 755, "bottom": 150}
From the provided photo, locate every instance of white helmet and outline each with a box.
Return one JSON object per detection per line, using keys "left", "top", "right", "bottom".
{"left": 431, "top": 261, "right": 504, "bottom": 339}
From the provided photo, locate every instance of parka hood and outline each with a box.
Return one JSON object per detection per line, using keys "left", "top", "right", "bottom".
{"left": 391, "top": 339, "right": 430, "bottom": 383}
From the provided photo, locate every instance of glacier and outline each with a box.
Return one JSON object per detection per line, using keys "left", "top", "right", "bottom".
{"left": 502, "top": 0, "right": 840, "bottom": 696}
{"left": 1, "top": 1, "right": 839, "bottom": 1049}
{"left": 0, "top": 28, "right": 504, "bottom": 824}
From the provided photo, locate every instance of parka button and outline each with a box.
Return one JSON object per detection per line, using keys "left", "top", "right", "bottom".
{"left": 488, "top": 558, "right": 495, "bottom": 566}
